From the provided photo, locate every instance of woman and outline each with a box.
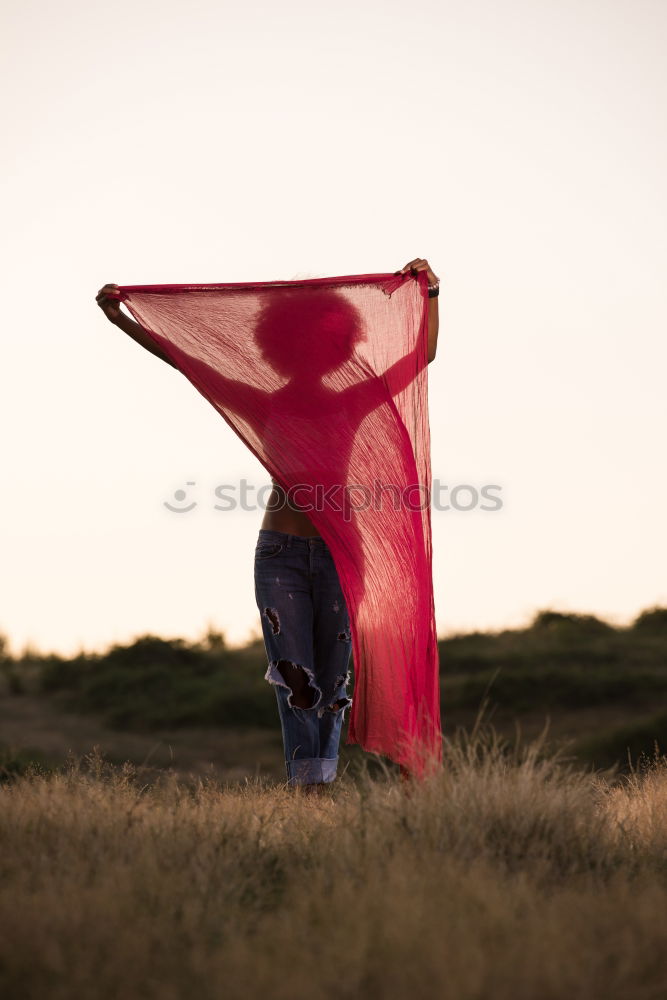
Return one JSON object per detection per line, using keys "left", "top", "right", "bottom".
{"left": 96, "top": 258, "right": 440, "bottom": 793}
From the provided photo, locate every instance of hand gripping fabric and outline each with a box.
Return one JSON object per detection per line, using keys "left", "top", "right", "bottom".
{"left": 109, "top": 269, "right": 442, "bottom": 778}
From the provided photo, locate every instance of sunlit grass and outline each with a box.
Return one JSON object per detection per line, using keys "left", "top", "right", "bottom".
{"left": 2, "top": 712, "right": 667, "bottom": 999}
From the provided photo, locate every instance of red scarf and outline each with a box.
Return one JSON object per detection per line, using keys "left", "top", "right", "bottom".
{"left": 110, "top": 270, "right": 442, "bottom": 777}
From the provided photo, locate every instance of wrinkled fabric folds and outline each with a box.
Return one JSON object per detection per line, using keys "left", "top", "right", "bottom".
{"left": 110, "top": 270, "right": 442, "bottom": 776}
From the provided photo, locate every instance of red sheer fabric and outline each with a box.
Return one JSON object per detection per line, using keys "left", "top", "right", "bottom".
{"left": 110, "top": 271, "right": 442, "bottom": 777}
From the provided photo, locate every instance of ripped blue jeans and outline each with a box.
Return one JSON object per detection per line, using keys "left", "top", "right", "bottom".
{"left": 254, "top": 529, "right": 353, "bottom": 786}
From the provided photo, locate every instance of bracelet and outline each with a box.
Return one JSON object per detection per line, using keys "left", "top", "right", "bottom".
{"left": 427, "top": 285, "right": 440, "bottom": 298}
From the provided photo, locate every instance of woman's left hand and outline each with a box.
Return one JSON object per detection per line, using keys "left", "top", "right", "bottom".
{"left": 393, "top": 258, "right": 439, "bottom": 286}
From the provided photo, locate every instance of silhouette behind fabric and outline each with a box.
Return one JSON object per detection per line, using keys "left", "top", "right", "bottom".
{"left": 110, "top": 270, "right": 442, "bottom": 777}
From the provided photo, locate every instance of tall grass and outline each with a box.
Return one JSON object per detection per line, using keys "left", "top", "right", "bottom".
{"left": 2, "top": 715, "right": 667, "bottom": 1000}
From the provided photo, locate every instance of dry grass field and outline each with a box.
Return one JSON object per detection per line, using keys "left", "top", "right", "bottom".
{"left": 2, "top": 718, "right": 667, "bottom": 1000}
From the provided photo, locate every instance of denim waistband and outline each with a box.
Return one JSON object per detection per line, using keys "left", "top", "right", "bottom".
{"left": 257, "top": 528, "right": 329, "bottom": 550}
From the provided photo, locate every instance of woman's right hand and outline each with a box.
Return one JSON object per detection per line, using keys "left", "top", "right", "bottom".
{"left": 96, "top": 283, "right": 122, "bottom": 324}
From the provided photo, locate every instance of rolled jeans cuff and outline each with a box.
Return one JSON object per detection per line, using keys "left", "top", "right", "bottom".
{"left": 286, "top": 757, "right": 338, "bottom": 785}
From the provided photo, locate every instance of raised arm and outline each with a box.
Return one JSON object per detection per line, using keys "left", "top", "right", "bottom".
{"left": 96, "top": 283, "right": 177, "bottom": 368}
{"left": 96, "top": 282, "right": 269, "bottom": 428}
{"left": 393, "top": 257, "right": 439, "bottom": 364}
{"left": 383, "top": 291, "right": 438, "bottom": 389}
{"left": 377, "top": 258, "right": 440, "bottom": 398}
{"left": 427, "top": 293, "right": 439, "bottom": 363}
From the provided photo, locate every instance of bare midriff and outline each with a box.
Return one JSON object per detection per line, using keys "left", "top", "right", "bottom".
{"left": 260, "top": 477, "right": 321, "bottom": 537}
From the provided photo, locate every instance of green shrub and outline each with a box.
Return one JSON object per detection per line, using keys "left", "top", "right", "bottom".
{"left": 632, "top": 606, "right": 667, "bottom": 633}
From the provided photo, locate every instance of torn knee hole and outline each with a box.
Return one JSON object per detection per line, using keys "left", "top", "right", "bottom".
{"left": 276, "top": 660, "right": 320, "bottom": 709}
{"left": 263, "top": 606, "right": 280, "bottom": 635}
{"left": 327, "top": 698, "right": 348, "bottom": 713}
{"left": 318, "top": 693, "right": 353, "bottom": 717}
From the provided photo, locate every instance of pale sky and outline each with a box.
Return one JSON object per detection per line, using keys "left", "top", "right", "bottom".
{"left": 2, "top": 0, "right": 665, "bottom": 656}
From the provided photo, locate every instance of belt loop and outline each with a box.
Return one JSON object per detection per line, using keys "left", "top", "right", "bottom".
{"left": 285, "top": 533, "right": 292, "bottom": 550}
